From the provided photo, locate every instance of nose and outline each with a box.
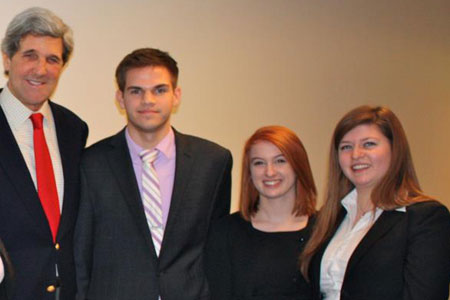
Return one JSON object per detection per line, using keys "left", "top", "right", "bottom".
{"left": 143, "top": 91, "right": 156, "bottom": 104}
{"left": 265, "top": 163, "right": 276, "bottom": 177}
{"left": 34, "top": 58, "right": 48, "bottom": 76}
{"left": 351, "top": 146, "right": 364, "bottom": 159}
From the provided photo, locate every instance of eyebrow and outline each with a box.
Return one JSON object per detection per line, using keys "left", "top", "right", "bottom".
{"left": 20, "top": 49, "right": 39, "bottom": 57}
{"left": 153, "top": 84, "right": 170, "bottom": 90}
{"left": 22, "top": 49, "right": 36, "bottom": 54}
{"left": 126, "top": 83, "right": 170, "bottom": 91}
{"left": 126, "top": 86, "right": 143, "bottom": 91}
{"left": 340, "top": 137, "right": 378, "bottom": 144}
{"left": 250, "top": 154, "right": 284, "bottom": 161}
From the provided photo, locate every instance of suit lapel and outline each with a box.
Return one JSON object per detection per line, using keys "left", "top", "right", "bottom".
{"left": 160, "top": 131, "right": 194, "bottom": 257}
{"left": 106, "top": 129, "right": 157, "bottom": 257}
{"left": 0, "top": 106, "right": 51, "bottom": 239}
{"left": 51, "top": 102, "right": 78, "bottom": 239}
{"left": 345, "top": 209, "right": 403, "bottom": 275}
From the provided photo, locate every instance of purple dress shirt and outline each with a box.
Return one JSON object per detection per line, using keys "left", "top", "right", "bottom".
{"left": 125, "top": 128, "right": 176, "bottom": 228}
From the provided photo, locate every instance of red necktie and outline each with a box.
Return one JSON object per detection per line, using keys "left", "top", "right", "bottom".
{"left": 30, "top": 113, "right": 60, "bottom": 242}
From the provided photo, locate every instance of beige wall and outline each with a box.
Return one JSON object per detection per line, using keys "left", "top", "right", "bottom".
{"left": 1, "top": 0, "right": 449, "bottom": 212}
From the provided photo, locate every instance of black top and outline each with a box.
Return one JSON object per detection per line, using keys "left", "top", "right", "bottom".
{"left": 206, "top": 212, "right": 314, "bottom": 300}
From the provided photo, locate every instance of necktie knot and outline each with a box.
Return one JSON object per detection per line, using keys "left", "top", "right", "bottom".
{"left": 140, "top": 149, "right": 158, "bottom": 164}
{"left": 30, "top": 113, "right": 44, "bottom": 130}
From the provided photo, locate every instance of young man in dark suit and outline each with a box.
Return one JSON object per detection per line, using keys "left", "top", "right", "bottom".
{"left": 74, "top": 48, "right": 232, "bottom": 300}
{"left": 0, "top": 7, "right": 88, "bottom": 300}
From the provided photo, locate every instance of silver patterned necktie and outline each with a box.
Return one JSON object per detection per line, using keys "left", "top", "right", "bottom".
{"left": 140, "top": 149, "right": 164, "bottom": 256}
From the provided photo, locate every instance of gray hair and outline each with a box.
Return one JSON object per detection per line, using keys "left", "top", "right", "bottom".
{"left": 1, "top": 7, "right": 73, "bottom": 64}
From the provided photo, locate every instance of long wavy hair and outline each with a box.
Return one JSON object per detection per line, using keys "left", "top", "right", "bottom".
{"left": 239, "top": 125, "right": 317, "bottom": 220}
{"left": 300, "top": 105, "right": 431, "bottom": 279}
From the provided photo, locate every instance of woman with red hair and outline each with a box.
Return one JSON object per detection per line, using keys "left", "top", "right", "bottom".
{"left": 206, "top": 125, "right": 316, "bottom": 300}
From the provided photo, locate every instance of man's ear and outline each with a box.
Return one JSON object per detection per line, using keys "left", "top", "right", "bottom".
{"left": 116, "top": 89, "right": 125, "bottom": 109}
{"left": 173, "top": 86, "right": 181, "bottom": 107}
{"left": 2, "top": 52, "right": 11, "bottom": 75}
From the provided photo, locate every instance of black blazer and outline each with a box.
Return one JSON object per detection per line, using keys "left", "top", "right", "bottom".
{"left": 309, "top": 201, "right": 450, "bottom": 300}
{"left": 0, "top": 100, "right": 88, "bottom": 300}
{"left": 74, "top": 128, "right": 232, "bottom": 300}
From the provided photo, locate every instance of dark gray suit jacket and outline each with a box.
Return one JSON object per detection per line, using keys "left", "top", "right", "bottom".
{"left": 0, "top": 99, "right": 88, "bottom": 300}
{"left": 74, "top": 128, "right": 232, "bottom": 300}
{"left": 309, "top": 201, "right": 450, "bottom": 300}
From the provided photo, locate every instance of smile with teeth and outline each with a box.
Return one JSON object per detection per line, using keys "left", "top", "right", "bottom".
{"left": 352, "top": 164, "right": 369, "bottom": 171}
{"left": 27, "top": 79, "right": 45, "bottom": 86}
{"left": 263, "top": 180, "right": 281, "bottom": 186}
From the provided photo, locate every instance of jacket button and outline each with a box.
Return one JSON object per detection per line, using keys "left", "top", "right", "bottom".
{"left": 55, "top": 243, "right": 60, "bottom": 250}
{"left": 47, "top": 285, "right": 56, "bottom": 293}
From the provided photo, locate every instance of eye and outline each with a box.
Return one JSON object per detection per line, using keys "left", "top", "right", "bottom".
{"left": 251, "top": 159, "right": 265, "bottom": 167}
{"left": 275, "top": 157, "right": 287, "bottom": 164}
{"left": 47, "top": 56, "right": 61, "bottom": 65}
{"left": 339, "top": 144, "right": 352, "bottom": 151}
{"left": 154, "top": 86, "right": 169, "bottom": 95}
{"left": 129, "top": 88, "right": 142, "bottom": 95}
{"left": 23, "top": 52, "right": 38, "bottom": 60}
{"left": 363, "top": 141, "right": 377, "bottom": 148}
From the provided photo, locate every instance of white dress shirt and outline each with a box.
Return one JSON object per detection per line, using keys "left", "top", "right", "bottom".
{"left": 0, "top": 85, "right": 64, "bottom": 210}
{"left": 0, "top": 256, "right": 4, "bottom": 283}
{"left": 320, "top": 189, "right": 405, "bottom": 300}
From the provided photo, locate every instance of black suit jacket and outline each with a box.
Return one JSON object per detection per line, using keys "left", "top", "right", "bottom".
{"left": 309, "top": 201, "right": 450, "bottom": 300}
{"left": 74, "top": 128, "right": 232, "bottom": 300}
{"left": 0, "top": 99, "right": 88, "bottom": 300}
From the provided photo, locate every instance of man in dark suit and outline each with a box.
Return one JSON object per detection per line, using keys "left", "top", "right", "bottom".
{"left": 74, "top": 48, "right": 232, "bottom": 300}
{"left": 0, "top": 7, "right": 88, "bottom": 300}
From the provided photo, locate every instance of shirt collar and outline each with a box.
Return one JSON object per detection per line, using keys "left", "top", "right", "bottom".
{"left": 0, "top": 85, "right": 53, "bottom": 129}
{"left": 125, "top": 127, "right": 176, "bottom": 161}
{"left": 341, "top": 189, "right": 359, "bottom": 215}
{"left": 341, "top": 188, "right": 406, "bottom": 213}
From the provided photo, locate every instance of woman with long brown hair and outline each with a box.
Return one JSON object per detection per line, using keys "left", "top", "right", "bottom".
{"left": 206, "top": 125, "right": 316, "bottom": 300}
{"left": 300, "top": 105, "right": 450, "bottom": 300}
